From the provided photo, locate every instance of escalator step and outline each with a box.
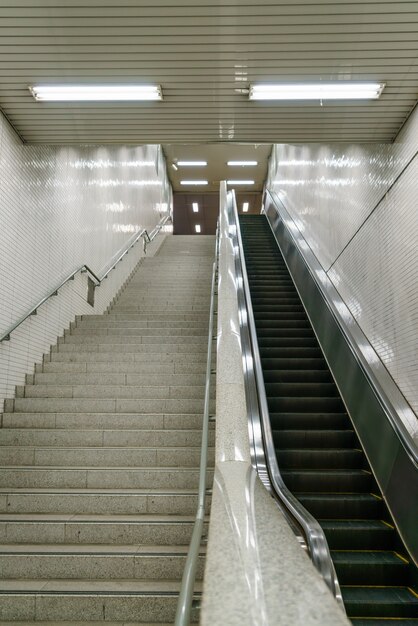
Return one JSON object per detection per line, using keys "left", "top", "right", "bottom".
{"left": 269, "top": 412, "right": 351, "bottom": 430}
{"left": 253, "top": 304, "right": 306, "bottom": 312}
{"left": 255, "top": 320, "right": 311, "bottom": 329}
{"left": 351, "top": 617, "right": 418, "bottom": 626}
{"left": 332, "top": 551, "right": 409, "bottom": 586}
{"left": 274, "top": 429, "right": 356, "bottom": 448}
{"left": 254, "top": 311, "right": 307, "bottom": 320}
{"left": 263, "top": 369, "right": 333, "bottom": 384}
{"left": 267, "top": 395, "right": 346, "bottom": 413}
{"left": 257, "top": 328, "right": 315, "bottom": 339}
{"left": 259, "top": 336, "right": 318, "bottom": 348}
{"left": 276, "top": 448, "right": 364, "bottom": 469}
{"left": 260, "top": 347, "right": 324, "bottom": 359}
{"left": 282, "top": 469, "right": 374, "bottom": 492}
{"left": 261, "top": 358, "right": 327, "bottom": 370}
{"left": 321, "top": 520, "right": 395, "bottom": 550}
{"left": 342, "top": 587, "right": 418, "bottom": 618}
{"left": 297, "top": 493, "right": 386, "bottom": 519}
{"left": 265, "top": 381, "right": 338, "bottom": 397}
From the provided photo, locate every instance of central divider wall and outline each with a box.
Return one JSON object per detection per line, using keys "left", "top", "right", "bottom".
{"left": 200, "top": 182, "right": 349, "bottom": 626}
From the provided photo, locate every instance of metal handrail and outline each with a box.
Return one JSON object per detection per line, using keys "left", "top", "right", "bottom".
{"left": 227, "top": 190, "right": 344, "bottom": 607}
{"left": 0, "top": 213, "right": 171, "bottom": 343}
{"left": 174, "top": 228, "right": 218, "bottom": 626}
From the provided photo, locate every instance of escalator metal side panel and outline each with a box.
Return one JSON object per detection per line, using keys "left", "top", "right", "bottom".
{"left": 264, "top": 191, "right": 418, "bottom": 565}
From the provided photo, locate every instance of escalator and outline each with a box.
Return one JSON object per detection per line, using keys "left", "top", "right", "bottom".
{"left": 239, "top": 213, "right": 418, "bottom": 624}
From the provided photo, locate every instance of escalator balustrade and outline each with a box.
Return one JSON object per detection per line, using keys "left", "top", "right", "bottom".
{"left": 239, "top": 214, "right": 418, "bottom": 624}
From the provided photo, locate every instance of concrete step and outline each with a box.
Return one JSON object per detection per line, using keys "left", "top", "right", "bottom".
{"left": 75, "top": 319, "right": 209, "bottom": 328}
{"left": 8, "top": 397, "right": 215, "bottom": 415}
{"left": 31, "top": 372, "right": 206, "bottom": 386}
{"left": 0, "top": 620, "right": 172, "bottom": 626}
{"left": 0, "top": 467, "right": 213, "bottom": 489}
{"left": 0, "top": 580, "right": 200, "bottom": 623}
{"left": 0, "top": 544, "right": 205, "bottom": 580}
{"left": 60, "top": 335, "right": 207, "bottom": 344}
{"left": 69, "top": 327, "right": 208, "bottom": 336}
{"left": 0, "top": 514, "right": 208, "bottom": 545}
{"left": 39, "top": 362, "right": 208, "bottom": 374}
{"left": 0, "top": 488, "right": 210, "bottom": 515}
{"left": 52, "top": 343, "right": 207, "bottom": 353}
{"left": 47, "top": 352, "right": 208, "bottom": 363}
{"left": 2, "top": 413, "right": 210, "bottom": 431}
{"left": 0, "top": 446, "right": 214, "bottom": 467}
{"left": 82, "top": 313, "right": 209, "bottom": 321}
{"left": 0, "top": 428, "right": 213, "bottom": 447}
{"left": 20, "top": 384, "right": 210, "bottom": 400}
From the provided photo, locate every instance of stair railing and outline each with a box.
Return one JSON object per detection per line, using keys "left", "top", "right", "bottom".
{"left": 174, "top": 227, "right": 218, "bottom": 626}
{"left": 0, "top": 213, "right": 171, "bottom": 343}
{"left": 228, "top": 189, "right": 344, "bottom": 606}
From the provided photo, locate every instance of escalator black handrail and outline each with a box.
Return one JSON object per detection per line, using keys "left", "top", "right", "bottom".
{"left": 227, "top": 190, "right": 344, "bottom": 608}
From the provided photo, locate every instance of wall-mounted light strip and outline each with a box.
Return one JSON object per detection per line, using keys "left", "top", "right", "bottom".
{"left": 227, "top": 180, "right": 255, "bottom": 185}
{"left": 227, "top": 161, "right": 258, "bottom": 166}
{"left": 177, "top": 161, "right": 207, "bottom": 167}
{"left": 242, "top": 202, "right": 249, "bottom": 212}
{"left": 249, "top": 82, "right": 385, "bottom": 101}
{"left": 29, "top": 84, "right": 163, "bottom": 101}
{"left": 195, "top": 225, "right": 201, "bottom": 233}
{"left": 180, "top": 180, "right": 208, "bottom": 186}
{"left": 192, "top": 203, "right": 199, "bottom": 213}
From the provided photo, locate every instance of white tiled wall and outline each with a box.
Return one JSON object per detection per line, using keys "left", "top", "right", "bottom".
{"left": 0, "top": 112, "right": 172, "bottom": 406}
{"left": 267, "top": 105, "right": 418, "bottom": 417}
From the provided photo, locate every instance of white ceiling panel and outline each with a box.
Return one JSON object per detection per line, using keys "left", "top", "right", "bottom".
{"left": 0, "top": 0, "right": 416, "bottom": 145}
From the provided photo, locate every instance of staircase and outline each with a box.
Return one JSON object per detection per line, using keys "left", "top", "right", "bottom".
{"left": 0, "top": 234, "right": 215, "bottom": 625}
{"left": 239, "top": 215, "right": 418, "bottom": 624}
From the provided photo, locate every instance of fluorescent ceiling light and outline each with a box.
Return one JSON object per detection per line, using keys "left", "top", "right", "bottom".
{"left": 227, "top": 161, "right": 258, "bottom": 166}
{"left": 242, "top": 202, "right": 249, "bottom": 212}
{"left": 172, "top": 163, "right": 178, "bottom": 171}
{"left": 180, "top": 180, "right": 208, "bottom": 186}
{"left": 177, "top": 161, "right": 207, "bottom": 167}
{"left": 195, "top": 224, "right": 201, "bottom": 233}
{"left": 227, "top": 180, "right": 255, "bottom": 185}
{"left": 29, "top": 84, "right": 163, "bottom": 101}
{"left": 249, "top": 82, "right": 385, "bottom": 101}
{"left": 192, "top": 202, "right": 199, "bottom": 213}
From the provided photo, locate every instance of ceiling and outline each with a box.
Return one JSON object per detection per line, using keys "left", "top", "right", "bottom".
{"left": 0, "top": 0, "right": 417, "bottom": 146}
{"left": 163, "top": 143, "right": 271, "bottom": 192}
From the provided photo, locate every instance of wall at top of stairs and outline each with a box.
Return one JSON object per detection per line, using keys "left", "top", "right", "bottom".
{"left": 0, "top": 110, "right": 172, "bottom": 406}
{"left": 266, "top": 104, "right": 418, "bottom": 424}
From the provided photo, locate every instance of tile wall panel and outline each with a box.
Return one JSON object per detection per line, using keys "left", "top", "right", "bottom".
{"left": 328, "top": 155, "right": 418, "bottom": 416}
{"left": 267, "top": 105, "right": 418, "bottom": 419}
{"left": 0, "top": 112, "right": 171, "bottom": 406}
{"left": 267, "top": 106, "right": 418, "bottom": 271}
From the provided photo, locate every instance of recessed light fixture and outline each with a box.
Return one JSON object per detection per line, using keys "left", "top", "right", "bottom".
{"left": 177, "top": 161, "right": 207, "bottom": 167}
{"left": 227, "top": 180, "right": 255, "bottom": 185}
{"left": 172, "top": 163, "right": 178, "bottom": 171}
{"left": 29, "top": 84, "right": 163, "bottom": 101}
{"left": 227, "top": 161, "right": 258, "bottom": 166}
{"left": 180, "top": 180, "right": 208, "bottom": 186}
{"left": 192, "top": 203, "right": 199, "bottom": 213}
{"left": 242, "top": 202, "right": 249, "bottom": 212}
{"left": 195, "top": 225, "right": 201, "bottom": 233}
{"left": 249, "top": 82, "right": 385, "bottom": 101}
